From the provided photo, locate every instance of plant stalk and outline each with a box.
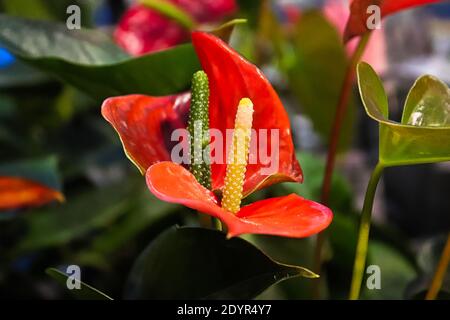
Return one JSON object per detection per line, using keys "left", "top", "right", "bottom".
{"left": 425, "top": 232, "right": 450, "bottom": 300}
{"left": 312, "top": 32, "right": 371, "bottom": 299}
{"left": 349, "top": 162, "right": 384, "bottom": 300}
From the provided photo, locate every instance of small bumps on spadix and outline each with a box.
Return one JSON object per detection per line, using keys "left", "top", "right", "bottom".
{"left": 187, "top": 70, "right": 211, "bottom": 189}
{"left": 221, "top": 98, "right": 254, "bottom": 214}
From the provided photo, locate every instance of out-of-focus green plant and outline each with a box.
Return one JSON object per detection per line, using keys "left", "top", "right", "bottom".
{"left": 0, "top": 15, "right": 200, "bottom": 100}
{"left": 46, "top": 267, "right": 113, "bottom": 300}
{"left": 286, "top": 11, "right": 356, "bottom": 151}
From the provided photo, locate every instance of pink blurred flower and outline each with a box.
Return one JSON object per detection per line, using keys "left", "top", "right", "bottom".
{"left": 323, "top": 0, "right": 387, "bottom": 74}
{"left": 279, "top": 0, "right": 387, "bottom": 73}
{"left": 115, "top": 0, "right": 237, "bottom": 55}
{"left": 170, "top": 0, "right": 237, "bottom": 23}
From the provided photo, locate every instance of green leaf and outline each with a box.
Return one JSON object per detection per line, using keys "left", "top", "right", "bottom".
{"left": 2, "top": 0, "right": 100, "bottom": 26}
{"left": 46, "top": 268, "right": 113, "bottom": 300}
{"left": 210, "top": 18, "right": 247, "bottom": 43}
{"left": 140, "top": 0, "right": 196, "bottom": 29}
{"left": 0, "top": 15, "right": 201, "bottom": 100}
{"left": 2, "top": 0, "right": 55, "bottom": 20}
{"left": 244, "top": 234, "right": 315, "bottom": 299}
{"left": 249, "top": 212, "right": 359, "bottom": 300}
{"left": 357, "top": 62, "right": 450, "bottom": 166}
{"left": 0, "top": 156, "right": 61, "bottom": 190}
{"left": 125, "top": 227, "right": 318, "bottom": 299}
{"left": 12, "top": 181, "right": 138, "bottom": 255}
{"left": 362, "top": 241, "right": 417, "bottom": 299}
{"left": 402, "top": 75, "right": 450, "bottom": 127}
{"left": 75, "top": 189, "right": 179, "bottom": 268}
{"left": 0, "top": 14, "right": 127, "bottom": 63}
{"left": 287, "top": 11, "right": 356, "bottom": 151}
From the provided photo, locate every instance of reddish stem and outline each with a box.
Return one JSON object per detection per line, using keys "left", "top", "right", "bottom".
{"left": 312, "top": 32, "right": 371, "bottom": 299}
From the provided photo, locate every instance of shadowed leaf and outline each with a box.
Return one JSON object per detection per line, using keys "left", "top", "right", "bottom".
{"left": 125, "top": 227, "right": 318, "bottom": 299}
{"left": 46, "top": 268, "right": 113, "bottom": 300}
{"left": 0, "top": 15, "right": 200, "bottom": 100}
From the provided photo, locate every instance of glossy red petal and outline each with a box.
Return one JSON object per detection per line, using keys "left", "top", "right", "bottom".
{"left": 146, "top": 162, "right": 332, "bottom": 238}
{"left": 231, "top": 194, "right": 333, "bottom": 238}
{"left": 344, "top": 0, "right": 441, "bottom": 42}
{"left": 101, "top": 94, "right": 190, "bottom": 174}
{"left": 146, "top": 161, "right": 225, "bottom": 218}
{"left": 192, "top": 32, "right": 303, "bottom": 196}
{"left": 0, "top": 177, "right": 64, "bottom": 211}
{"left": 114, "top": 4, "right": 189, "bottom": 55}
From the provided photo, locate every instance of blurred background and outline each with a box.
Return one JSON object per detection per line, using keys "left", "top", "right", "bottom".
{"left": 0, "top": 0, "right": 449, "bottom": 299}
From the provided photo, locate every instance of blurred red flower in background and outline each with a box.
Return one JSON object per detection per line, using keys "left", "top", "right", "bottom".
{"left": 0, "top": 177, "right": 63, "bottom": 211}
{"left": 344, "top": 0, "right": 443, "bottom": 41}
{"left": 280, "top": 0, "right": 387, "bottom": 74}
{"left": 115, "top": 0, "right": 237, "bottom": 55}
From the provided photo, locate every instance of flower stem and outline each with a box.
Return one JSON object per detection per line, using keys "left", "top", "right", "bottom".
{"left": 425, "top": 232, "right": 450, "bottom": 300}
{"left": 349, "top": 162, "right": 384, "bottom": 300}
{"left": 320, "top": 33, "right": 371, "bottom": 205}
{"left": 312, "top": 32, "right": 371, "bottom": 299}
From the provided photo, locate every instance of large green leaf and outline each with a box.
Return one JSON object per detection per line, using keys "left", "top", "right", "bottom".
{"left": 2, "top": 0, "right": 99, "bottom": 26}
{"left": 244, "top": 234, "right": 315, "bottom": 300}
{"left": 75, "top": 189, "right": 179, "bottom": 268}
{"left": 12, "top": 181, "right": 138, "bottom": 255}
{"left": 357, "top": 62, "right": 450, "bottom": 166}
{"left": 46, "top": 268, "right": 113, "bottom": 300}
{"left": 287, "top": 11, "right": 356, "bottom": 150}
{"left": 0, "top": 15, "right": 200, "bottom": 100}
{"left": 125, "top": 227, "right": 318, "bottom": 299}
{"left": 2, "top": 0, "right": 55, "bottom": 21}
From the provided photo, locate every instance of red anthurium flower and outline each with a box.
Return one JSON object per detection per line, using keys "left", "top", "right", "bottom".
{"left": 344, "top": 0, "right": 442, "bottom": 42}
{"left": 103, "top": 32, "right": 331, "bottom": 238}
{"left": 103, "top": 32, "right": 302, "bottom": 196}
{"left": 0, "top": 176, "right": 64, "bottom": 211}
{"left": 115, "top": 0, "right": 237, "bottom": 55}
{"left": 146, "top": 162, "right": 332, "bottom": 238}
